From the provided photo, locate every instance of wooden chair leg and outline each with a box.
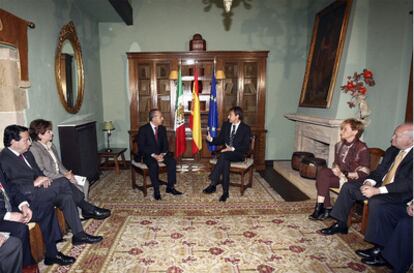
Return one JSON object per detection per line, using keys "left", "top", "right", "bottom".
{"left": 361, "top": 202, "right": 369, "bottom": 234}
{"left": 28, "top": 223, "right": 45, "bottom": 263}
{"left": 55, "top": 208, "right": 67, "bottom": 235}
{"left": 131, "top": 167, "right": 137, "bottom": 189}
{"left": 248, "top": 168, "right": 254, "bottom": 188}
{"left": 240, "top": 173, "right": 245, "bottom": 195}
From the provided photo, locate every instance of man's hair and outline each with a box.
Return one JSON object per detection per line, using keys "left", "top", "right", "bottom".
{"left": 229, "top": 106, "right": 244, "bottom": 121}
{"left": 399, "top": 123, "right": 413, "bottom": 139}
{"left": 148, "top": 109, "right": 160, "bottom": 122}
{"left": 3, "top": 124, "right": 29, "bottom": 147}
{"left": 341, "top": 118, "right": 365, "bottom": 138}
{"left": 29, "top": 119, "right": 53, "bottom": 141}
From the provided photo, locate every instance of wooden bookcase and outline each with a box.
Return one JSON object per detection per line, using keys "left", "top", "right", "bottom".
{"left": 127, "top": 51, "right": 268, "bottom": 170}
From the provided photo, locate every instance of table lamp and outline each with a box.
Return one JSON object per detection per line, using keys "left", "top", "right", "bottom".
{"left": 103, "top": 121, "right": 115, "bottom": 152}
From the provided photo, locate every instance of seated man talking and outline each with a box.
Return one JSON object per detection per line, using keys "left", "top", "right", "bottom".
{"left": 203, "top": 106, "right": 251, "bottom": 202}
{"left": 136, "top": 109, "right": 182, "bottom": 200}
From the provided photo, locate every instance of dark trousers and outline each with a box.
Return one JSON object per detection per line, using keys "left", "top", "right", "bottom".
{"left": 144, "top": 153, "right": 176, "bottom": 194}
{"left": 330, "top": 181, "right": 365, "bottom": 224}
{"left": 0, "top": 236, "right": 22, "bottom": 273}
{"left": 315, "top": 168, "right": 340, "bottom": 207}
{"left": 55, "top": 177, "right": 94, "bottom": 212}
{"left": 210, "top": 151, "right": 244, "bottom": 194}
{"left": 365, "top": 201, "right": 413, "bottom": 273}
{"left": 0, "top": 202, "right": 61, "bottom": 266}
{"left": 32, "top": 177, "right": 83, "bottom": 235}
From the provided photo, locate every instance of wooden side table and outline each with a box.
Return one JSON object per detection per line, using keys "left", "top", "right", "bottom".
{"left": 98, "top": 148, "right": 127, "bottom": 174}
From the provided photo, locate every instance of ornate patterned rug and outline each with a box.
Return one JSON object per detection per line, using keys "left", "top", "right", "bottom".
{"left": 41, "top": 170, "right": 392, "bottom": 273}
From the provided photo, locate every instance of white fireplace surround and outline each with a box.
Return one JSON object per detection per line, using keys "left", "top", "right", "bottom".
{"left": 285, "top": 114, "right": 344, "bottom": 167}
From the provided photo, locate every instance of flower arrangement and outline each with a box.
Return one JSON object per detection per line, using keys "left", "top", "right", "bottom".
{"left": 340, "top": 69, "right": 375, "bottom": 108}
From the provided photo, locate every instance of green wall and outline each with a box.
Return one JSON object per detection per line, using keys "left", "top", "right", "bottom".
{"left": 0, "top": 0, "right": 104, "bottom": 151}
{"left": 297, "top": 0, "right": 412, "bottom": 150}
{"left": 1, "top": 0, "right": 411, "bottom": 160}
{"left": 99, "top": 0, "right": 332, "bottom": 159}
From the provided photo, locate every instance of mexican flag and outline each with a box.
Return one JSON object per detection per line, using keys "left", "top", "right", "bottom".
{"left": 174, "top": 65, "right": 186, "bottom": 158}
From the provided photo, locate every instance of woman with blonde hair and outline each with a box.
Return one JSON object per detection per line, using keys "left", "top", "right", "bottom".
{"left": 309, "top": 118, "right": 370, "bottom": 220}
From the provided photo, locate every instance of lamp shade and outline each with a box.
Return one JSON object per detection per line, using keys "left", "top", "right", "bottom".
{"left": 215, "top": 70, "right": 226, "bottom": 80}
{"left": 169, "top": 70, "right": 178, "bottom": 80}
{"left": 103, "top": 121, "right": 115, "bottom": 131}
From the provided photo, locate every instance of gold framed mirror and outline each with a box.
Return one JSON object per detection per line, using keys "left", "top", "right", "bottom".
{"left": 55, "top": 21, "right": 84, "bottom": 113}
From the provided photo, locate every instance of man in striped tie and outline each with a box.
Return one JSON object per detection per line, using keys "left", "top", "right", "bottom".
{"left": 320, "top": 123, "right": 413, "bottom": 241}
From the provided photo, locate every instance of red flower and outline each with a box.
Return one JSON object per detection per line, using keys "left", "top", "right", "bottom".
{"left": 358, "top": 86, "right": 367, "bottom": 95}
{"left": 363, "top": 69, "right": 373, "bottom": 79}
{"left": 205, "top": 220, "right": 217, "bottom": 225}
{"left": 340, "top": 68, "right": 375, "bottom": 108}
{"left": 271, "top": 219, "right": 284, "bottom": 224}
{"left": 140, "top": 220, "right": 152, "bottom": 225}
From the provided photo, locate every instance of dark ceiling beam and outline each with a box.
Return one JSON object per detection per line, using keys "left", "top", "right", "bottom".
{"left": 108, "top": 0, "right": 133, "bottom": 25}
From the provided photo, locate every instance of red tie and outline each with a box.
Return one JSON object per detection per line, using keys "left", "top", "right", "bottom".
{"left": 154, "top": 127, "right": 158, "bottom": 143}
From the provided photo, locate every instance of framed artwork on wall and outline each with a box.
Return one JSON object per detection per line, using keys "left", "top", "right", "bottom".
{"left": 299, "top": 0, "right": 353, "bottom": 108}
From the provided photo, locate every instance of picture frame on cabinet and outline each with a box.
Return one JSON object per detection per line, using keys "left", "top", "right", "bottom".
{"left": 299, "top": 0, "right": 352, "bottom": 108}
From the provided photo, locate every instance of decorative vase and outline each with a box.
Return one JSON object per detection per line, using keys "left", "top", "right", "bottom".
{"left": 356, "top": 94, "right": 371, "bottom": 126}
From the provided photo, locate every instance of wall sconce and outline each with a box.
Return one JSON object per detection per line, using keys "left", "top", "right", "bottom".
{"left": 169, "top": 70, "right": 178, "bottom": 80}
{"left": 103, "top": 121, "right": 115, "bottom": 152}
{"left": 216, "top": 70, "right": 226, "bottom": 80}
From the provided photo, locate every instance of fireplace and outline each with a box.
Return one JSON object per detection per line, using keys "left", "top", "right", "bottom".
{"left": 285, "top": 114, "right": 344, "bottom": 167}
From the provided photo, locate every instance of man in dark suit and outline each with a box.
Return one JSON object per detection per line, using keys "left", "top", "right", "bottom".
{"left": 0, "top": 167, "right": 75, "bottom": 266}
{"left": 203, "top": 106, "right": 252, "bottom": 202}
{"left": 355, "top": 201, "right": 412, "bottom": 272}
{"left": 320, "top": 123, "right": 413, "bottom": 237}
{"left": 0, "top": 235, "right": 22, "bottom": 273}
{"left": 0, "top": 125, "right": 103, "bottom": 246}
{"left": 136, "top": 109, "right": 182, "bottom": 200}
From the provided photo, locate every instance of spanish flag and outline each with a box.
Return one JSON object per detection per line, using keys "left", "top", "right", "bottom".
{"left": 189, "top": 65, "right": 202, "bottom": 154}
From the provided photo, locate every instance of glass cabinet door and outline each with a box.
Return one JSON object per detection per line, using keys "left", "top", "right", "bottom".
{"left": 223, "top": 62, "right": 239, "bottom": 113}
{"left": 242, "top": 62, "right": 258, "bottom": 126}
{"left": 155, "top": 62, "right": 172, "bottom": 127}
{"left": 137, "top": 63, "right": 151, "bottom": 127}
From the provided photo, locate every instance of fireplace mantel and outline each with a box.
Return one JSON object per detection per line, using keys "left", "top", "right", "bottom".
{"left": 284, "top": 113, "right": 343, "bottom": 127}
{"left": 285, "top": 113, "right": 344, "bottom": 166}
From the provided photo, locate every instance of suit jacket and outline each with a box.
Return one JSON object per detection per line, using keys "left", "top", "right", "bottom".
{"left": 368, "top": 146, "right": 413, "bottom": 202}
{"left": 210, "top": 121, "right": 251, "bottom": 156}
{"left": 136, "top": 123, "right": 170, "bottom": 161}
{"left": 29, "top": 141, "right": 67, "bottom": 180}
{"left": 0, "top": 148, "right": 44, "bottom": 200}
{"left": 0, "top": 169, "right": 27, "bottom": 220}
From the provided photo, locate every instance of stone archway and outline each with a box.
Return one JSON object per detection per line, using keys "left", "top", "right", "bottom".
{"left": 0, "top": 45, "right": 30, "bottom": 148}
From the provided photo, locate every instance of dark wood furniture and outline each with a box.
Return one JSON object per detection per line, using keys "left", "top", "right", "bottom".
{"left": 209, "top": 136, "right": 256, "bottom": 195}
{"left": 98, "top": 147, "right": 127, "bottom": 175}
{"left": 129, "top": 131, "right": 167, "bottom": 196}
{"left": 127, "top": 51, "right": 268, "bottom": 170}
{"left": 58, "top": 120, "right": 99, "bottom": 183}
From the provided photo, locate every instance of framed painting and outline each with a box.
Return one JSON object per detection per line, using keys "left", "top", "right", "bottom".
{"left": 299, "top": 0, "right": 352, "bottom": 108}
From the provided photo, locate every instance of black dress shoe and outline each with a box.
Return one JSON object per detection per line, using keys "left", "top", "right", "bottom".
{"left": 44, "top": 252, "right": 76, "bottom": 265}
{"left": 320, "top": 222, "right": 348, "bottom": 235}
{"left": 154, "top": 192, "right": 161, "bottom": 200}
{"left": 219, "top": 193, "right": 229, "bottom": 202}
{"left": 203, "top": 185, "right": 216, "bottom": 194}
{"left": 82, "top": 207, "right": 111, "bottom": 220}
{"left": 361, "top": 255, "right": 389, "bottom": 267}
{"left": 356, "top": 246, "right": 382, "bottom": 258}
{"left": 308, "top": 203, "right": 325, "bottom": 220}
{"left": 166, "top": 188, "right": 183, "bottom": 195}
{"left": 72, "top": 232, "right": 103, "bottom": 245}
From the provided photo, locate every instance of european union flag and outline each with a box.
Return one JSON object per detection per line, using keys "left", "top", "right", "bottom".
{"left": 208, "top": 69, "right": 218, "bottom": 151}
